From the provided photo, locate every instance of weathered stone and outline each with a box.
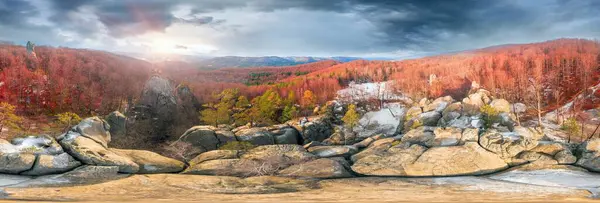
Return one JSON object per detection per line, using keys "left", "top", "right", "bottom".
{"left": 351, "top": 144, "right": 427, "bottom": 176}
{"left": 58, "top": 119, "right": 139, "bottom": 173}
{"left": 307, "top": 145, "right": 358, "bottom": 158}
{"left": 490, "top": 99, "right": 511, "bottom": 113}
{"left": 279, "top": 158, "right": 352, "bottom": 179}
{"left": 418, "top": 111, "right": 442, "bottom": 126}
{"left": 9, "top": 135, "right": 64, "bottom": 155}
{"left": 518, "top": 151, "right": 558, "bottom": 165}
{"left": 352, "top": 134, "right": 385, "bottom": 149}
{"left": 106, "top": 111, "right": 127, "bottom": 138}
{"left": 188, "top": 150, "right": 242, "bottom": 166}
{"left": 576, "top": 138, "right": 600, "bottom": 172}
{"left": 479, "top": 129, "right": 538, "bottom": 158}
{"left": 0, "top": 153, "right": 36, "bottom": 174}
{"left": 288, "top": 116, "right": 334, "bottom": 144}
{"left": 431, "top": 127, "right": 462, "bottom": 147}
{"left": 462, "top": 90, "right": 491, "bottom": 115}
{"left": 323, "top": 126, "right": 357, "bottom": 145}
{"left": 72, "top": 117, "right": 112, "bottom": 148}
{"left": 554, "top": 150, "right": 577, "bottom": 165}
{"left": 404, "top": 142, "right": 508, "bottom": 176}
{"left": 21, "top": 153, "right": 81, "bottom": 176}
{"left": 530, "top": 142, "right": 566, "bottom": 156}
{"left": 460, "top": 128, "right": 479, "bottom": 144}
{"left": 179, "top": 126, "right": 221, "bottom": 152}
{"left": 424, "top": 96, "right": 454, "bottom": 113}
{"left": 272, "top": 127, "right": 301, "bottom": 145}
{"left": 235, "top": 128, "right": 275, "bottom": 146}
{"left": 112, "top": 149, "right": 186, "bottom": 174}
{"left": 401, "top": 127, "right": 435, "bottom": 147}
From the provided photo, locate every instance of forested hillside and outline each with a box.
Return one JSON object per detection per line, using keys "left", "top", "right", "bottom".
{"left": 0, "top": 38, "right": 598, "bottom": 121}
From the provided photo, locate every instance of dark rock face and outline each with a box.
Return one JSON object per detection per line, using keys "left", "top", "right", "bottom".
{"left": 106, "top": 111, "right": 127, "bottom": 139}
{"left": 126, "top": 76, "right": 200, "bottom": 143}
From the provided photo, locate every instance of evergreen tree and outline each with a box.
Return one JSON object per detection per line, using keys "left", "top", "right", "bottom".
{"left": 342, "top": 104, "right": 360, "bottom": 129}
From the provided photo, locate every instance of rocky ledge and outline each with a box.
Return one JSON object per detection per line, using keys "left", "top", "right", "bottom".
{"left": 0, "top": 88, "right": 598, "bottom": 182}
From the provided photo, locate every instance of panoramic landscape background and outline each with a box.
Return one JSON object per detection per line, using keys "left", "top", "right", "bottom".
{"left": 0, "top": 0, "right": 600, "bottom": 202}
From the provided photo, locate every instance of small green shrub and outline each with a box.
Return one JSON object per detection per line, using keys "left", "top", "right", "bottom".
{"left": 391, "top": 140, "right": 402, "bottom": 147}
{"left": 480, "top": 105, "right": 500, "bottom": 129}
{"left": 219, "top": 141, "right": 256, "bottom": 151}
{"left": 561, "top": 118, "right": 581, "bottom": 137}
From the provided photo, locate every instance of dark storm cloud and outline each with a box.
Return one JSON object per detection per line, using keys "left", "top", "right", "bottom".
{"left": 0, "top": 0, "right": 38, "bottom": 27}
{"left": 2, "top": 0, "right": 600, "bottom": 56}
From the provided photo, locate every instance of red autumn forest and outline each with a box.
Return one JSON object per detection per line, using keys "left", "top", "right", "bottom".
{"left": 0, "top": 38, "right": 598, "bottom": 119}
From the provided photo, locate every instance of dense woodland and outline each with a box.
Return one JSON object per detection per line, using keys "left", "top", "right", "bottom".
{"left": 0, "top": 39, "right": 598, "bottom": 128}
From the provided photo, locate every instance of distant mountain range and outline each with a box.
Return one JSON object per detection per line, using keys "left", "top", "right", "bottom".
{"left": 196, "top": 56, "right": 362, "bottom": 69}
{"left": 117, "top": 52, "right": 385, "bottom": 69}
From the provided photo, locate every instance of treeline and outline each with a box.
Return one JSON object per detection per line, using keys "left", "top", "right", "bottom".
{"left": 199, "top": 88, "right": 319, "bottom": 126}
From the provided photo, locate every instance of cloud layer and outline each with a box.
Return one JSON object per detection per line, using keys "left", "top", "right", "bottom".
{"left": 0, "top": 0, "right": 599, "bottom": 57}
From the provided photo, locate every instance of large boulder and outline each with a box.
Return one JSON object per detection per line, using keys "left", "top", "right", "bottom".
{"left": 59, "top": 127, "right": 140, "bottom": 173}
{"left": 289, "top": 116, "right": 334, "bottom": 144}
{"left": 271, "top": 127, "right": 302, "bottom": 145}
{"left": 351, "top": 143, "right": 427, "bottom": 176}
{"left": 423, "top": 96, "right": 454, "bottom": 113}
{"left": 431, "top": 127, "right": 463, "bottom": 147}
{"left": 278, "top": 158, "right": 352, "bottom": 179}
{"left": 235, "top": 128, "right": 275, "bottom": 146}
{"left": 20, "top": 153, "right": 81, "bottom": 176}
{"left": 0, "top": 153, "right": 36, "bottom": 174}
{"left": 418, "top": 111, "right": 442, "bottom": 126}
{"left": 400, "top": 127, "right": 435, "bottom": 147}
{"left": 576, "top": 139, "right": 600, "bottom": 172}
{"left": 179, "top": 126, "right": 223, "bottom": 152}
{"left": 462, "top": 89, "right": 491, "bottom": 115}
{"left": 111, "top": 149, "right": 186, "bottom": 173}
{"left": 323, "top": 126, "right": 357, "bottom": 145}
{"left": 352, "top": 142, "right": 508, "bottom": 176}
{"left": 489, "top": 99, "right": 511, "bottom": 113}
{"left": 478, "top": 129, "right": 538, "bottom": 158}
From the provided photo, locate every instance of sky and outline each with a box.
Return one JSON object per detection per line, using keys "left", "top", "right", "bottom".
{"left": 0, "top": 0, "right": 599, "bottom": 58}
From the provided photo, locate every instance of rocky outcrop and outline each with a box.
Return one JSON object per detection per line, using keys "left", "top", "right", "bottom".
{"left": 126, "top": 76, "right": 200, "bottom": 144}
{"left": 111, "top": 149, "right": 185, "bottom": 173}
{"left": 21, "top": 153, "right": 82, "bottom": 176}
{"left": 0, "top": 135, "right": 81, "bottom": 176}
{"left": 576, "top": 139, "right": 600, "bottom": 172}
{"left": 58, "top": 117, "right": 185, "bottom": 174}
{"left": 0, "top": 153, "right": 36, "bottom": 174}
{"left": 58, "top": 117, "right": 140, "bottom": 173}
{"left": 479, "top": 129, "right": 538, "bottom": 158}
{"left": 288, "top": 116, "right": 334, "bottom": 144}
{"left": 352, "top": 142, "right": 508, "bottom": 176}
{"left": 278, "top": 158, "right": 352, "bottom": 178}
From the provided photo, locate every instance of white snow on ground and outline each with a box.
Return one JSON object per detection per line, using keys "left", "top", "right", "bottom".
{"left": 430, "top": 176, "right": 576, "bottom": 194}
{"left": 336, "top": 81, "right": 411, "bottom": 104}
{"left": 354, "top": 103, "right": 406, "bottom": 137}
{"left": 0, "top": 175, "right": 31, "bottom": 187}
{"left": 490, "top": 169, "right": 600, "bottom": 197}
